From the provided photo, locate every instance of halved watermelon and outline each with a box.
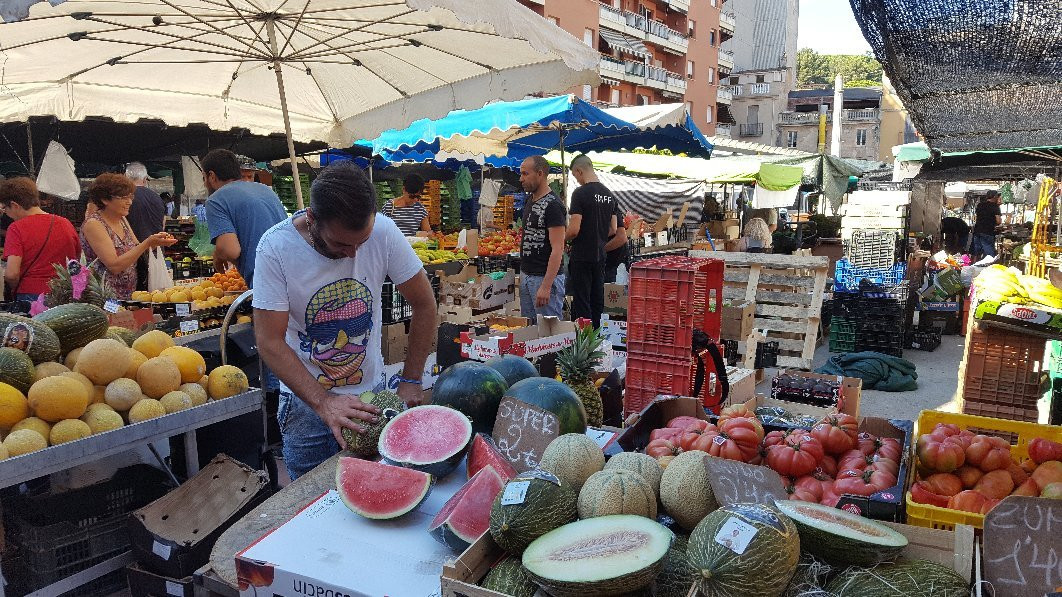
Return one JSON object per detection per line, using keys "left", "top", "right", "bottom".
{"left": 378, "top": 405, "right": 473, "bottom": 478}
{"left": 335, "top": 456, "right": 433, "bottom": 520}
{"left": 467, "top": 433, "right": 517, "bottom": 481}
{"left": 428, "top": 467, "right": 506, "bottom": 552}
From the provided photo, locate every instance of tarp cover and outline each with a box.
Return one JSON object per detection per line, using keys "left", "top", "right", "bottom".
{"left": 590, "top": 170, "right": 706, "bottom": 224}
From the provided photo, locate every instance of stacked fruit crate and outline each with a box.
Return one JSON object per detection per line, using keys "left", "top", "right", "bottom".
{"left": 423, "top": 180, "right": 443, "bottom": 229}
{"left": 958, "top": 325, "right": 1047, "bottom": 422}
{"left": 272, "top": 174, "right": 311, "bottom": 213}
{"left": 830, "top": 260, "right": 911, "bottom": 357}
{"left": 440, "top": 181, "right": 462, "bottom": 233}
{"left": 374, "top": 181, "right": 398, "bottom": 211}
{"left": 492, "top": 195, "right": 515, "bottom": 230}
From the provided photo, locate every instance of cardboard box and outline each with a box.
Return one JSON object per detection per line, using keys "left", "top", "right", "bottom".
{"left": 125, "top": 562, "right": 194, "bottom": 597}
{"left": 128, "top": 455, "right": 270, "bottom": 579}
{"left": 721, "top": 301, "right": 756, "bottom": 340}
{"left": 708, "top": 219, "right": 740, "bottom": 240}
{"left": 381, "top": 351, "right": 440, "bottom": 390}
{"left": 617, "top": 396, "right": 712, "bottom": 452}
{"left": 381, "top": 321, "right": 407, "bottom": 366}
{"left": 600, "top": 316, "right": 626, "bottom": 349}
{"left": 459, "top": 316, "right": 577, "bottom": 361}
{"left": 438, "top": 265, "right": 516, "bottom": 311}
{"left": 724, "top": 366, "right": 757, "bottom": 406}
{"left": 764, "top": 370, "right": 862, "bottom": 417}
{"left": 604, "top": 283, "right": 628, "bottom": 314}
{"left": 439, "top": 303, "right": 506, "bottom": 325}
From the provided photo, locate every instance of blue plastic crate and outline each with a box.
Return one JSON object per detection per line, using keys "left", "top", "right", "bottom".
{"left": 834, "top": 259, "right": 907, "bottom": 291}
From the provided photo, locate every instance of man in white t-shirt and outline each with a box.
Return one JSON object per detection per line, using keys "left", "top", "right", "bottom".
{"left": 253, "top": 161, "right": 437, "bottom": 479}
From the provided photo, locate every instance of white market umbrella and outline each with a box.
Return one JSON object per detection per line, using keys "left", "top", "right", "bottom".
{"left": 0, "top": 0, "right": 600, "bottom": 207}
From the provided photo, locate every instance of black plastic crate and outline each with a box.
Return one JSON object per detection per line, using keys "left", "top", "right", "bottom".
{"left": 832, "top": 292, "right": 861, "bottom": 318}
{"left": 845, "top": 229, "right": 900, "bottom": 269}
{"left": 859, "top": 295, "right": 908, "bottom": 320}
{"left": 9, "top": 514, "right": 129, "bottom": 581}
{"left": 855, "top": 322, "right": 904, "bottom": 357}
{"left": 381, "top": 279, "right": 413, "bottom": 324}
{"left": 474, "top": 255, "right": 510, "bottom": 274}
{"left": 755, "top": 341, "right": 779, "bottom": 368}
{"left": 906, "top": 328, "right": 942, "bottom": 352}
{"left": 919, "top": 309, "right": 959, "bottom": 335}
{"left": 721, "top": 339, "right": 739, "bottom": 366}
{"left": 829, "top": 317, "right": 856, "bottom": 353}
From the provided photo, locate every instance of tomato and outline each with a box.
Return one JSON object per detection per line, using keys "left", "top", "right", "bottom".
{"left": 916, "top": 436, "right": 966, "bottom": 472}
{"left": 835, "top": 468, "right": 894, "bottom": 496}
{"left": 921, "top": 473, "right": 962, "bottom": 497}
{"left": 766, "top": 435, "right": 824, "bottom": 478}
{"left": 980, "top": 498, "right": 1001, "bottom": 515}
{"left": 647, "top": 439, "right": 681, "bottom": 458}
{"left": 1029, "top": 438, "right": 1062, "bottom": 465}
{"left": 974, "top": 470, "right": 1014, "bottom": 499}
{"left": 649, "top": 427, "right": 682, "bottom": 442}
{"left": 820, "top": 489, "right": 840, "bottom": 507}
{"left": 677, "top": 421, "right": 716, "bottom": 451}
{"left": 811, "top": 414, "right": 858, "bottom": 456}
{"left": 792, "top": 475, "right": 825, "bottom": 501}
{"left": 815, "top": 454, "right": 838, "bottom": 479}
{"left": 956, "top": 465, "right": 984, "bottom": 489}
{"left": 763, "top": 429, "right": 797, "bottom": 450}
{"left": 864, "top": 456, "right": 899, "bottom": 478}
{"left": 1031, "top": 460, "right": 1062, "bottom": 489}
{"left": 858, "top": 434, "right": 902, "bottom": 462}
{"left": 1005, "top": 461, "right": 1029, "bottom": 487}
{"left": 1012, "top": 478, "right": 1041, "bottom": 496}
{"left": 965, "top": 438, "right": 1011, "bottom": 472}
{"left": 717, "top": 403, "right": 756, "bottom": 423}
{"left": 910, "top": 481, "right": 951, "bottom": 507}
{"left": 667, "top": 416, "right": 704, "bottom": 430}
{"left": 718, "top": 416, "right": 764, "bottom": 442}
{"left": 700, "top": 427, "right": 760, "bottom": 463}
{"left": 947, "top": 490, "right": 987, "bottom": 513}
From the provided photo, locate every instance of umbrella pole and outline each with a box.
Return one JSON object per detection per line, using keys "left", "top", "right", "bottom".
{"left": 266, "top": 19, "right": 305, "bottom": 210}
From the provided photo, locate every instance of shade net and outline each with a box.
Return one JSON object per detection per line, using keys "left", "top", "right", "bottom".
{"left": 850, "top": 0, "right": 1062, "bottom": 152}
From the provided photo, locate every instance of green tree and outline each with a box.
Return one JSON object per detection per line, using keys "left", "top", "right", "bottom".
{"left": 797, "top": 48, "right": 831, "bottom": 86}
{"left": 797, "top": 49, "right": 883, "bottom": 87}
{"left": 845, "top": 79, "right": 881, "bottom": 88}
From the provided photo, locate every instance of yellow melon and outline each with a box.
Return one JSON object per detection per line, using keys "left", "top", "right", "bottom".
{"left": 128, "top": 398, "right": 166, "bottom": 423}
{"left": 105, "top": 378, "right": 144, "bottom": 411}
{"left": 137, "top": 357, "right": 181, "bottom": 399}
{"left": 206, "top": 287, "right": 225, "bottom": 299}
{"left": 11, "top": 416, "right": 50, "bottom": 440}
{"left": 27, "top": 376, "right": 89, "bottom": 422}
{"left": 179, "top": 383, "right": 208, "bottom": 407}
{"left": 160, "top": 391, "right": 193, "bottom": 414}
{"left": 131, "top": 291, "right": 152, "bottom": 302}
{"left": 190, "top": 288, "right": 207, "bottom": 302}
{"left": 74, "top": 339, "right": 131, "bottom": 385}
{"left": 91, "top": 385, "right": 107, "bottom": 404}
{"left": 131, "top": 330, "right": 175, "bottom": 359}
{"left": 125, "top": 349, "right": 147, "bottom": 379}
{"left": 0, "top": 383, "right": 29, "bottom": 430}
{"left": 84, "top": 402, "right": 116, "bottom": 415}
{"left": 0, "top": 443, "right": 8, "bottom": 460}
{"left": 49, "top": 419, "right": 91, "bottom": 445}
{"left": 82, "top": 408, "right": 124, "bottom": 434}
{"left": 33, "top": 361, "right": 70, "bottom": 382}
{"left": 160, "top": 346, "right": 207, "bottom": 384}
{"left": 3, "top": 428, "right": 47, "bottom": 455}
{"left": 198, "top": 375, "right": 209, "bottom": 386}
{"left": 60, "top": 371, "right": 94, "bottom": 398}
{"left": 64, "top": 347, "right": 83, "bottom": 369}
{"left": 236, "top": 315, "right": 252, "bottom": 324}
{"left": 150, "top": 290, "right": 168, "bottom": 303}
{"left": 207, "top": 365, "right": 249, "bottom": 399}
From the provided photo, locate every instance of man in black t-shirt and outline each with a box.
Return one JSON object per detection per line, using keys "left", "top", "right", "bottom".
{"left": 518, "top": 156, "right": 567, "bottom": 319}
{"left": 566, "top": 155, "right": 618, "bottom": 326}
{"left": 971, "top": 191, "right": 1002, "bottom": 259}
{"left": 125, "top": 162, "right": 167, "bottom": 291}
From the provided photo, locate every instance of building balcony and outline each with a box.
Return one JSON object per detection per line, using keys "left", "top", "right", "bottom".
{"left": 599, "top": 54, "right": 682, "bottom": 94}
{"left": 599, "top": 54, "right": 626, "bottom": 77}
{"left": 715, "top": 123, "right": 732, "bottom": 138}
{"left": 739, "top": 123, "right": 764, "bottom": 137}
{"left": 725, "top": 84, "right": 742, "bottom": 97}
{"left": 716, "top": 86, "right": 733, "bottom": 104}
{"left": 718, "top": 49, "right": 734, "bottom": 74}
{"left": 779, "top": 111, "right": 826, "bottom": 126}
{"left": 666, "top": 73, "right": 688, "bottom": 93}
{"left": 844, "top": 108, "right": 879, "bottom": 121}
{"left": 660, "top": 0, "right": 690, "bottom": 13}
{"left": 720, "top": 12, "right": 736, "bottom": 35}
{"left": 749, "top": 82, "right": 772, "bottom": 95}
{"left": 599, "top": 3, "right": 688, "bottom": 55}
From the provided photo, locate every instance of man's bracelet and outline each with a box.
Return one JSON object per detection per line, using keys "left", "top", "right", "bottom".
{"left": 398, "top": 377, "right": 422, "bottom": 385}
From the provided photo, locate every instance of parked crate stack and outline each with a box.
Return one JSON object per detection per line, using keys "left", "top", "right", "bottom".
{"left": 423, "top": 180, "right": 443, "bottom": 229}
{"left": 272, "top": 174, "right": 311, "bottom": 213}
{"left": 844, "top": 229, "right": 900, "bottom": 268}
{"left": 831, "top": 260, "right": 910, "bottom": 357}
{"left": 375, "top": 181, "right": 398, "bottom": 211}
{"left": 492, "top": 195, "right": 515, "bottom": 230}
{"left": 957, "top": 324, "right": 1047, "bottom": 422}
{"left": 624, "top": 256, "right": 724, "bottom": 416}
{"left": 440, "top": 181, "right": 462, "bottom": 233}
{"left": 838, "top": 189, "right": 910, "bottom": 241}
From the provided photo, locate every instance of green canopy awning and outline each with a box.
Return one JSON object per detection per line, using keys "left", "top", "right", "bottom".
{"left": 757, "top": 163, "right": 804, "bottom": 191}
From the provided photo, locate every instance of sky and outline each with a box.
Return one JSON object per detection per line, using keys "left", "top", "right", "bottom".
{"left": 798, "top": 0, "right": 873, "bottom": 55}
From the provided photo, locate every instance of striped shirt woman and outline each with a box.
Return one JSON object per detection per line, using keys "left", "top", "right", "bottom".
{"left": 381, "top": 174, "right": 432, "bottom": 236}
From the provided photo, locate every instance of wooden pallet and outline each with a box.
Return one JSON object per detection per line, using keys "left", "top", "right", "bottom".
{"left": 692, "top": 251, "right": 829, "bottom": 370}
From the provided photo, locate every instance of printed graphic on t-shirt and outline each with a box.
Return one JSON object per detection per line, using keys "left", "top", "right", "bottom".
{"left": 298, "top": 278, "right": 374, "bottom": 389}
{"left": 522, "top": 198, "right": 550, "bottom": 257}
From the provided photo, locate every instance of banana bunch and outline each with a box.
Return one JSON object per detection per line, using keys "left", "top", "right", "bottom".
{"left": 1017, "top": 274, "right": 1062, "bottom": 309}
{"left": 414, "top": 248, "right": 467, "bottom": 264}
{"left": 973, "top": 265, "right": 1030, "bottom": 304}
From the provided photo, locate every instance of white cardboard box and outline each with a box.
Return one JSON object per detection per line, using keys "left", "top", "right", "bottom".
{"left": 236, "top": 463, "right": 468, "bottom": 597}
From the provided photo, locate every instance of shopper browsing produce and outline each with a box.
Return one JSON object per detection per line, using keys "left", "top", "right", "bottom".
{"left": 124, "top": 162, "right": 167, "bottom": 292}
{"left": 381, "top": 174, "right": 432, "bottom": 236}
{"left": 518, "top": 155, "right": 567, "bottom": 319}
{"left": 971, "top": 190, "right": 1002, "bottom": 259}
{"left": 253, "top": 161, "right": 437, "bottom": 480}
{"left": 0, "top": 177, "right": 81, "bottom": 303}
{"left": 566, "top": 154, "right": 617, "bottom": 327}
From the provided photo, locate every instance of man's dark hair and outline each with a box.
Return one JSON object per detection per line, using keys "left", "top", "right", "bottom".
{"left": 985, "top": 190, "right": 1000, "bottom": 200}
{"left": 310, "top": 161, "right": 377, "bottom": 230}
{"left": 403, "top": 173, "right": 425, "bottom": 195}
{"left": 526, "top": 155, "right": 549, "bottom": 174}
{"left": 200, "top": 149, "right": 241, "bottom": 182}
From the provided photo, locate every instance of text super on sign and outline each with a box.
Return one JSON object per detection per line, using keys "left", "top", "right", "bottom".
{"left": 491, "top": 397, "right": 560, "bottom": 473}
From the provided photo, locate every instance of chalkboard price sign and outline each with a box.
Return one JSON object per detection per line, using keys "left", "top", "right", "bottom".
{"left": 491, "top": 397, "right": 560, "bottom": 473}
{"left": 983, "top": 495, "right": 1062, "bottom": 597}
{"left": 703, "top": 455, "right": 788, "bottom": 507}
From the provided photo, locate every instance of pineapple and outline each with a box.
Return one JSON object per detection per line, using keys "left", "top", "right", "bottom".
{"left": 45, "top": 260, "right": 116, "bottom": 308}
{"left": 556, "top": 324, "right": 606, "bottom": 426}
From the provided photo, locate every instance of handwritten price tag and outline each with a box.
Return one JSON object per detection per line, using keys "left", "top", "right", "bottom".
{"left": 491, "top": 396, "right": 559, "bottom": 472}
{"left": 175, "top": 303, "right": 191, "bottom": 316}
{"left": 984, "top": 496, "right": 1062, "bottom": 597}
{"left": 103, "top": 299, "right": 120, "bottom": 313}
{"left": 703, "top": 455, "right": 788, "bottom": 507}
{"left": 179, "top": 320, "right": 199, "bottom": 333}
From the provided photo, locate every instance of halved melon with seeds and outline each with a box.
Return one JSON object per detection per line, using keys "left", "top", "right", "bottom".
{"left": 775, "top": 500, "right": 908, "bottom": 567}
{"left": 521, "top": 514, "right": 673, "bottom": 597}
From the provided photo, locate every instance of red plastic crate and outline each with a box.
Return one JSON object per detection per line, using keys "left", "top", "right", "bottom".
{"left": 623, "top": 353, "right": 695, "bottom": 416}
{"left": 961, "top": 325, "right": 1048, "bottom": 410}
{"left": 961, "top": 400, "right": 1040, "bottom": 423}
{"left": 627, "top": 256, "right": 723, "bottom": 359}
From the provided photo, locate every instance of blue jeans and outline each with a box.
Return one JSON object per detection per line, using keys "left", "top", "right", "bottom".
{"left": 520, "top": 273, "right": 565, "bottom": 320}
{"left": 277, "top": 391, "right": 338, "bottom": 480}
{"left": 971, "top": 233, "right": 997, "bottom": 258}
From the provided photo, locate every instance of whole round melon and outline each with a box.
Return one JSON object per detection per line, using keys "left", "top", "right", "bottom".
{"left": 49, "top": 419, "right": 91, "bottom": 445}
{"left": 431, "top": 361, "right": 508, "bottom": 434}
{"left": 480, "top": 556, "right": 536, "bottom": 597}
{"left": 539, "top": 433, "right": 605, "bottom": 491}
{"left": 91, "top": 385, "right": 106, "bottom": 404}
{"left": 131, "top": 330, "right": 175, "bottom": 359}
{"left": 82, "top": 408, "right": 124, "bottom": 434}
{"left": 160, "top": 346, "right": 207, "bottom": 384}
{"left": 137, "top": 357, "right": 181, "bottom": 399}
{"left": 105, "top": 378, "right": 144, "bottom": 411}
{"left": 483, "top": 355, "right": 539, "bottom": 387}
{"left": 160, "top": 391, "right": 193, "bottom": 413}
{"left": 825, "top": 559, "right": 969, "bottom": 597}
{"left": 578, "top": 469, "right": 657, "bottom": 519}
{"left": 341, "top": 391, "right": 405, "bottom": 457}
{"left": 3, "top": 428, "right": 47, "bottom": 456}
{"left": 605, "top": 452, "right": 663, "bottom": 496}
{"left": 207, "top": 365, "right": 249, "bottom": 399}
{"left": 75, "top": 339, "right": 131, "bottom": 385}
{"left": 0, "top": 313, "right": 62, "bottom": 364}
{"left": 11, "top": 416, "right": 50, "bottom": 440}
{"left": 522, "top": 515, "right": 674, "bottom": 597}
{"left": 106, "top": 326, "right": 138, "bottom": 347}
{"left": 64, "top": 347, "right": 82, "bottom": 369}
{"left": 502, "top": 377, "right": 587, "bottom": 435}
{"left": 378, "top": 404, "right": 472, "bottom": 477}
{"left": 33, "top": 361, "right": 70, "bottom": 382}
{"left": 688, "top": 503, "right": 800, "bottom": 597}
{"left": 85, "top": 402, "right": 116, "bottom": 414}
{"left": 0, "top": 383, "right": 29, "bottom": 430}
{"left": 489, "top": 476, "right": 578, "bottom": 554}
{"left": 33, "top": 303, "right": 109, "bottom": 353}
{"left": 335, "top": 455, "right": 434, "bottom": 520}
{"left": 28, "top": 375, "right": 89, "bottom": 422}
{"left": 179, "top": 383, "right": 208, "bottom": 407}
{"left": 128, "top": 398, "right": 166, "bottom": 423}
{"left": 60, "top": 371, "right": 93, "bottom": 400}
{"left": 775, "top": 500, "right": 908, "bottom": 567}
{"left": 0, "top": 347, "right": 37, "bottom": 394}
{"left": 124, "top": 349, "right": 147, "bottom": 379}
{"left": 660, "top": 450, "right": 718, "bottom": 530}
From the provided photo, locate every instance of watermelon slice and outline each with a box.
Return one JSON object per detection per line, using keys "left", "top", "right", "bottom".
{"left": 378, "top": 405, "right": 473, "bottom": 478}
{"left": 428, "top": 467, "right": 506, "bottom": 552}
{"left": 335, "top": 456, "right": 433, "bottom": 520}
{"left": 467, "top": 433, "right": 518, "bottom": 481}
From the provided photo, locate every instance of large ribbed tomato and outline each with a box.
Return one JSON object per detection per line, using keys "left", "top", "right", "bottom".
{"left": 791, "top": 475, "right": 825, "bottom": 501}
{"left": 947, "top": 490, "right": 988, "bottom": 513}
{"left": 678, "top": 421, "right": 717, "bottom": 451}
{"left": 763, "top": 429, "right": 798, "bottom": 450}
{"left": 716, "top": 403, "right": 756, "bottom": 423}
{"left": 858, "top": 434, "right": 902, "bottom": 462}
{"left": 909, "top": 481, "right": 951, "bottom": 507}
{"left": 921, "top": 473, "right": 962, "bottom": 496}
{"left": 649, "top": 427, "right": 682, "bottom": 442}
{"left": 766, "top": 434, "right": 824, "bottom": 477}
{"left": 695, "top": 426, "right": 760, "bottom": 463}
{"left": 965, "top": 437, "right": 1011, "bottom": 472}
{"left": 834, "top": 469, "right": 892, "bottom": 496}
{"left": 1029, "top": 437, "right": 1062, "bottom": 464}
{"left": 916, "top": 436, "right": 966, "bottom": 472}
{"left": 838, "top": 449, "right": 897, "bottom": 477}
{"left": 811, "top": 413, "right": 858, "bottom": 455}
{"left": 647, "top": 438, "right": 681, "bottom": 458}
{"left": 718, "top": 416, "right": 764, "bottom": 442}
{"left": 667, "top": 416, "right": 704, "bottom": 430}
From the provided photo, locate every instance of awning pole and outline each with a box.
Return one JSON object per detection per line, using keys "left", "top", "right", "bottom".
{"left": 266, "top": 19, "right": 305, "bottom": 210}
{"left": 560, "top": 126, "right": 568, "bottom": 199}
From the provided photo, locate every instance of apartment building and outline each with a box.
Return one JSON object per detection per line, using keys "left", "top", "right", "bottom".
{"left": 777, "top": 88, "right": 883, "bottom": 161}
{"left": 517, "top": 0, "right": 727, "bottom": 135}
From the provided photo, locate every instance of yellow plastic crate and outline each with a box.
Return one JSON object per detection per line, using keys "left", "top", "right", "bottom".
{"left": 905, "top": 409, "right": 1062, "bottom": 531}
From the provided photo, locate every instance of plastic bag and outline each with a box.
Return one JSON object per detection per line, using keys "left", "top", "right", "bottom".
{"left": 147, "top": 248, "right": 174, "bottom": 291}
{"left": 187, "top": 219, "right": 215, "bottom": 257}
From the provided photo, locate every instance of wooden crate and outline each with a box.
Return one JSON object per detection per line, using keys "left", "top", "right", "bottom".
{"left": 691, "top": 251, "right": 829, "bottom": 370}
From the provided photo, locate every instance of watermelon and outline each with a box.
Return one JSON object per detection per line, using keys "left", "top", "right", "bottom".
{"left": 775, "top": 500, "right": 908, "bottom": 567}
{"left": 378, "top": 405, "right": 473, "bottom": 478}
{"left": 503, "top": 377, "right": 587, "bottom": 435}
{"left": 825, "top": 560, "right": 969, "bottom": 596}
{"left": 484, "top": 354, "right": 539, "bottom": 387}
{"left": 432, "top": 361, "right": 508, "bottom": 434}
{"left": 428, "top": 467, "right": 506, "bottom": 552}
{"left": 335, "top": 456, "right": 433, "bottom": 520}
{"left": 467, "top": 433, "right": 517, "bottom": 481}
{"left": 341, "top": 391, "right": 405, "bottom": 457}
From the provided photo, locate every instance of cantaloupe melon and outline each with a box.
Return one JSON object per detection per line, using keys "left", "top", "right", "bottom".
{"left": 538, "top": 433, "right": 605, "bottom": 491}
{"left": 604, "top": 452, "right": 663, "bottom": 496}
{"left": 128, "top": 398, "right": 166, "bottom": 423}
{"left": 124, "top": 349, "right": 147, "bottom": 379}
{"left": 27, "top": 376, "right": 89, "bottom": 422}
{"left": 11, "top": 416, "right": 50, "bottom": 440}
{"left": 63, "top": 347, "right": 82, "bottom": 369}
{"left": 659, "top": 450, "right": 718, "bottom": 531}
{"left": 105, "top": 378, "right": 144, "bottom": 411}
{"left": 577, "top": 469, "right": 657, "bottom": 519}
{"left": 179, "top": 383, "right": 208, "bottom": 406}
{"left": 137, "top": 357, "right": 181, "bottom": 399}
{"left": 85, "top": 402, "right": 115, "bottom": 414}
{"left": 74, "top": 339, "right": 131, "bottom": 385}
{"left": 33, "top": 362, "right": 70, "bottom": 382}
{"left": 131, "top": 330, "right": 175, "bottom": 359}
{"left": 160, "top": 346, "right": 207, "bottom": 384}
{"left": 207, "top": 365, "right": 249, "bottom": 399}
{"left": 160, "top": 391, "right": 193, "bottom": 413}
{"left": 3, "top": 428, "right": 47, "bottom": 455}
{"left": 82, "top": 408, "right": 124, "bottom": 434}
{"left": 49, "top": 419, "right": 91, "bottom": 444}
{"left": 0, "top": 383, "right": 29, "bottom": 430}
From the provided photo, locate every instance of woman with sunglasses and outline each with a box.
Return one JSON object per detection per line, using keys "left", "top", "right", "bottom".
{"left": 381, "top": 174, "right": 432, "bottom": 236}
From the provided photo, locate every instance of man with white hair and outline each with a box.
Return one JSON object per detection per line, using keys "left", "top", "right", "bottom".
{"left": 124, "top": 162, "right": 167, "bottom": 291}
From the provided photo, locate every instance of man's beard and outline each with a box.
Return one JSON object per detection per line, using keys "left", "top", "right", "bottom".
{"left": 308, "top": 221, "right": 344, "bottom": 260}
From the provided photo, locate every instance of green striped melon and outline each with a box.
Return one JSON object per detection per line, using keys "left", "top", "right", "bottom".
{"left": 538, "top": 432, "right": 604, "bottom": 491}
{"left": 825, "top": 560, "right": 969, "bottom": 597}
{"left": 775, "top": 500, "right": 908, "bottom": 567}
{"left": 632, "top": 534, "right": 696, "bottom": 597}
{"left": 604, "top": 451, "right": 663, "bottom": 495}
{"left": 688, "top": 503, "right": 800, "bottom": 597}
{"left": 0, "top": 348, "right": 37, "bottom": 394}
{"left": 489, "top": 476, "right": 577, "bottom": 554}
{"left": 33, "top": 303, "right": 110, "bottom": 353}
{"left": 659, "top": 450, "right": 717, "bottom": 530}
{"left": 0, "top": 313, "right": 61, "bottom": 364}
{"left": 578, "top": 469, "right": 657, "bottom": 519}
{"left": 480, "top": 556, "right": 536, "bottom": 597}
{"left": 106, "top": 326, "right": 138, "bottom": 347}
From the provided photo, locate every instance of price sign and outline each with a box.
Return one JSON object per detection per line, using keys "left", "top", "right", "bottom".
{"left": 491, "top": 396, "right": 559, "bottom": 473}
{"left": 585, "top": 427, "right": 617, "bottom": 450}
{"left": 103, "top": 299, "right": 120, "bottom": 313}
{"left": 984, "top": 496, "right": 1062, "bottom": 597}
{"left": 179, "top": 320, "right": 200, "bottom": 333}
{"left": 703, "top": 455, "right": 788, "bottom": 507}
{"left": 175, "top": 303, "right": 191, "bottom": 316}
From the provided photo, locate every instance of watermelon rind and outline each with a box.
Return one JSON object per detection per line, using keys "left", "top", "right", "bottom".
{"left": 522, "top": 515, "right": 673, "bottom": 597}
{"left": 825, "top": 559, "right": 969, "bottom": 597}
{"left": 483, "top": 354, "right": 539, "bottom": 387}
{"left": 775, "top": 500, "right": 908, "bottom": 567}
{"left": 432, "top": 361, "right": 509, "bottom": 435}
{"left": 428, "top": 467, "right": 505, "bottom": 552}
{"left": 480, "top": 556, "right": 537, "bottom": 597}
{"left": 503, "top": 378, "right": 587, "bottom": 435}
{"left": 341, "top": 391, "right": 405, "bottom": 457}
{"left": 467, "top": 433, "right": 517, "bottom": 481}
{"left": 335, "top": 456, "right": 433, "bottom": 520}
{"left": 378, "top": 404, "right": 473, "bottom": 478}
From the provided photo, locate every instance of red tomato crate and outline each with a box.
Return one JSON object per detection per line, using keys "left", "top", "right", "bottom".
{"left": 627, "top": 256, "right": 724, "bottom": 359}
{"left": 623, "top": 353, "right": 696, "bottom": 416}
